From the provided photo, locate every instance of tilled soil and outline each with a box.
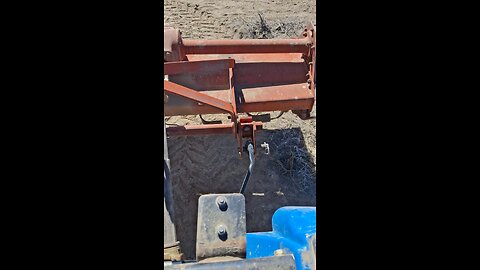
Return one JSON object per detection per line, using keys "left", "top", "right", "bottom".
{"left": 164, "top": 0, "right": 316, "bottom": 260}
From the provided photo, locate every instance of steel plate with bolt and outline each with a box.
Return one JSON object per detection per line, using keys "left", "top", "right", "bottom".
{"left": 195, "top": 194, "right": 246, "bottom": 261}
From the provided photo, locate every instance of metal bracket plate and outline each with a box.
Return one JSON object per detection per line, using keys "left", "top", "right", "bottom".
{"left": 196, "top": 194, "right": 246, "bottom": 261}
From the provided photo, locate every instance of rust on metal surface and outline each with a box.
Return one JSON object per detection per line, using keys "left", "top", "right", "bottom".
{"left": 164, "top": 59, "right": 235, "bottom": 76}
{"left": 166, "top": 123, "right": 235, "bottom": 137}
{"left": 164, "top": 80, "right": 234, "bottom": 115}
{"left": 187, "top": 53, "right": 304, "bottom": 63}
{"left": 196, "top": 238, "right": 246, "bottom": 260}
{"left": 163, "top": 22, "right": 316, "bottom": 155}
{"left": 164, "top": 243, "right": 183, "bottom": 262}
{"left": 164, "top": 28, "right": 186, "bottom": 62}
{"left": 183, "top": 38, "right": 311, "bottom": 54}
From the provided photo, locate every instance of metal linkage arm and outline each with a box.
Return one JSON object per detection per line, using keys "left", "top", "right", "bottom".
{"left": 164, "top": 80, "right": 234, "bottom": 116}
{"left": 240, "top": 142, "right": 255, "bottom": 194}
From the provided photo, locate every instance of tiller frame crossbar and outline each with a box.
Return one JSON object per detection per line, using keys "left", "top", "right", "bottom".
{"left": 163, "top": 22, "right": 316, "bottom": 155}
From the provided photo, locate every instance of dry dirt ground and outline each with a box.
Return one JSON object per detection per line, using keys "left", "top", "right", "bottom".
{"left": 164, "top": 0, "right": 317, "bottom": 260}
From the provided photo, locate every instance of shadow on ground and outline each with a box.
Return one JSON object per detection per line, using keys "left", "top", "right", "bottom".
{"left": 167, "top": 127, "right": 316, "bottom": 260}
{"left": 164, "top": 0, "right": 317, "bottom": 260}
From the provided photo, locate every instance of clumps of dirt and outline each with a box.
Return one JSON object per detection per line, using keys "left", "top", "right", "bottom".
{"left": 230, "top": 13, "right": 307, "bottom": 39}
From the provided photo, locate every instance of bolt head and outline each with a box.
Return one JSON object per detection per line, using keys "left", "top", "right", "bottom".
{"left": 216, "top": 196, "right": 228, "bottom": 211}
{"left": 217, "top": 225, "right": 228, "bottom": 240}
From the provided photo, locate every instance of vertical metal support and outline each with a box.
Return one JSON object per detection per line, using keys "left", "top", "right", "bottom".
{"left": 164, "top": 116, "right": 183, "bottom": 261}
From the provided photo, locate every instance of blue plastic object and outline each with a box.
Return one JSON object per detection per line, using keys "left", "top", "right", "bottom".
{"left": 246, "top": 207, "right": 316, "bottom": 270}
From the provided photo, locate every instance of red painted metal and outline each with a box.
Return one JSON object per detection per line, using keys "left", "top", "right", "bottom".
{"left": 163, "top": 22, "right": 316, "bottom": 155}
{"left": 186, "top": 53, "right": 304, "bottom": 63}
{"left": 183, "top": 38, "right": 311, "bottom": 55}
{"left": 164, "top": 59, "right": 235, "bottom": 76}
{"left": 164, "top": 80, "right": 234, "bottom": 116}
{"left": 166, "top": 123, "right": 235, "bottom": 136}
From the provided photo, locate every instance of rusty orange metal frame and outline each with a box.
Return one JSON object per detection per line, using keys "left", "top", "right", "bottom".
{"left": 163, "top": 22, "right": 316, "bottom": 155}
{"left": 182, "top": 38, "right": 311, "bottom": 55}
{"left": 164, "top": 59, "right": 235, "bottom": 76}
{"left": 164, "top": 80, "right": 234, "bottom": 115}
{"left": 166, "top": 123, "right": 235, "bottom": 136}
